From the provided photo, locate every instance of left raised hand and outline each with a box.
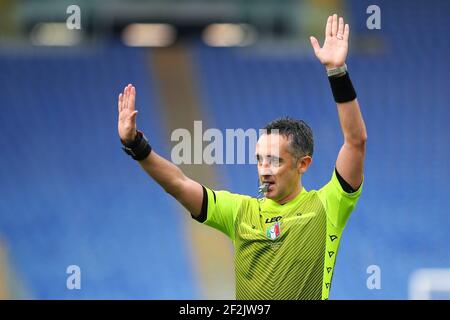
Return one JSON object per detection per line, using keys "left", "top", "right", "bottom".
{"left": 310, "top": 14, "right": 349, "bottom": 70}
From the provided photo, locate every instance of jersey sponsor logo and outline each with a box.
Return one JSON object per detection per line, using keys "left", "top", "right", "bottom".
{"left": 265, "top": 216, "right": 282, "bottom": 224}
{"left": 266, "top": 222, "right": 281, "bottom": 240}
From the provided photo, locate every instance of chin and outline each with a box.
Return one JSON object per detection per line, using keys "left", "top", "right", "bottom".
{"left": 265, "top": 190, "right": 278, "bottom": 200}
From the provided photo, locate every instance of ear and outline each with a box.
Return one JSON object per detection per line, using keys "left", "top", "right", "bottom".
{"left": 297, "top": 156, "right": 312, "bottom": 174}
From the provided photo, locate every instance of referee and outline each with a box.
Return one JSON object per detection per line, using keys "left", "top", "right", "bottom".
{"left": 117, "top": 15, "right": 367, "bottom": 300}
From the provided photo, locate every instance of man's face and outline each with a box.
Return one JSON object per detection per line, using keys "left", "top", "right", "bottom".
{"left": 255, "top": 133, "right": 310, "bottom": 202}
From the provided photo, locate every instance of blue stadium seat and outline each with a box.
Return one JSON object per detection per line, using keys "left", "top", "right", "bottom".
{"left": 0, "top": 45, "right": 198, "bottom": 299}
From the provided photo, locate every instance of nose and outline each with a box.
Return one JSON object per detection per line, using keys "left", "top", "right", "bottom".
{"left": 260, "top": 167, "right": 273, "bottom": 176}
{"left": 259, "top": 157, "right": 271, "bottom": 168}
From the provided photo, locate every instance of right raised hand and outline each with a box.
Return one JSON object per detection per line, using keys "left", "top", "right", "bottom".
{"left": 117, "top": 84, "right": 139, "bottom": 144}
{"left": 310, "top": 14, "right": 350, "bottom": 70}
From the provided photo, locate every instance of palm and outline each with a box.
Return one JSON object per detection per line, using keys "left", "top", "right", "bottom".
{"left": 310, "top": 14, "right": 350, "bottom": 70}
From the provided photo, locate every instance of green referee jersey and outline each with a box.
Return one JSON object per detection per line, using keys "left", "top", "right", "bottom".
{"left": 194, "top": 169, "right": 363, "bottom": 300}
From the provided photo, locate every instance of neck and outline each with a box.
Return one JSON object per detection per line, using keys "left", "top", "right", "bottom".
{"left": 276, "top": 183, "right": 302, "bottom": 205}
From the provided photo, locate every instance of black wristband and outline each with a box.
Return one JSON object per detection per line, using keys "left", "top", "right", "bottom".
{"left": 328, "top": 72, "right": 357, "bottom": 103}
{"left": 121, "top": 131, "right": 152, "bottom": 161}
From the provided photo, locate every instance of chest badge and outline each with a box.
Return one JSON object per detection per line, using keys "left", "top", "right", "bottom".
{"left": 266, "top": 222, "right": 281, "bottom": 240}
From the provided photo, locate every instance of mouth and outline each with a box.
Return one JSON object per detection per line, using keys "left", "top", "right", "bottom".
{"left": 261, "top": 181, "right": 275, "bottom": 192}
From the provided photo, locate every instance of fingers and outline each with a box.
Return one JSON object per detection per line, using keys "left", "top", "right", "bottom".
{"left": 118, "top": 93, "right": 123, "bottom": 113}
{"left": 332, "top": 14, "right": 338, "bottom": 36}
{"left": 325, "top": 16, "right": 332, "bottom": 37}
{"left": 344, "top": 23, "right": 350, "bottom": 42}
{"left": 119, "top": 84, "right": 138, "bottom": 118}
{"left": 129, "top": 86, "right": 136, "bottom": 111}
{"left": 120, "top": 84, "right": 135, "bottom": 111}
{"left": 338, "top": 17, "right": 344, "bottom": 36}
{"left": 118, "top": 84, "right": 136, "bottom": 125}
{"left": 129, "top": 110, "right": 138, "bottom": 122}
{"left": 328, "top": 14, "right": 348, "bottom": 40}
{"left": 124, "top": 84, "right": 130, "bottom": 110}
{"left": 309, "top": 36, "right": 321, "bottom": 55}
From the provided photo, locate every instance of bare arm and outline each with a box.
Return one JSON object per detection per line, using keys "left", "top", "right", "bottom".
{"left": 310, "top": 14, "right": 367, "bottom": 190}
{"left": 138, "top": 152, "right": 204, "bottom": 216}
{"left": 117, "top": 84, "right": 204, "bottom": 217}
{"left": 335, "top": 98, "right": 367, "bottom": 189}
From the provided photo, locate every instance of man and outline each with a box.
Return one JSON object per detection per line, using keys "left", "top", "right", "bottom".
{"left": 117, "top": 14, "right": 367, "bottom": 300}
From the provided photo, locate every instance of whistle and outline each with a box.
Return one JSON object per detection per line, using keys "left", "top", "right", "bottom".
{"left": 258, "top": 183, "right": 270, "bottom": 195}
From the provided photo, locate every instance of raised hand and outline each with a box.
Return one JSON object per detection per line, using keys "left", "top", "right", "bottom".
{"left": 310, "top": 14, "right": 350, "bottom": 70}
{"left": 118, "top": 84, "right": 138, "bottom": 143}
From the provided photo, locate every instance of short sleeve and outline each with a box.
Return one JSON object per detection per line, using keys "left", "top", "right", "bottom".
{"left": 192, "top": 186, "right": 246, "bottom": 240}
{"left": 317, "top": 169, "right": 363, "bottom": 229}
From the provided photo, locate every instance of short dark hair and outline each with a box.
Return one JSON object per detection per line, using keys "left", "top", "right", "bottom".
{"left": 264, "top": 117, "right": 314, "bottom": 158}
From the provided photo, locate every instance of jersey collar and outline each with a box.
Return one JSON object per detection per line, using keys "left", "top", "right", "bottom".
{"left": 263, "top": 186, "right": 307, "bottom": 211}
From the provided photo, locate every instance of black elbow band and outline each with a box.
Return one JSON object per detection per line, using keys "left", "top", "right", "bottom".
{"left": 121, "top": 130, "right": 152, "bottom": 161}
{"left": 328, "top": 72, "right": 357, "bottom": 103}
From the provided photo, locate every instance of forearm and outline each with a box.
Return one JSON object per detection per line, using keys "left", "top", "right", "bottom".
{"left": 137, "top": 151, "right": 204, "bottom": 216}
{"left": 332, "top": 76, "right": 367, "bottom": 189}
{"left": 137, "top": 151, "right": 188, "bottom": 197}
{"left": 336, "top": 98, "right": 367, "bottom": 146}
{"left": 117, "top": 84, "right": 203, "bottom": 216}
{"left": 327, "top": 70, "right": 367, "bottom": 146}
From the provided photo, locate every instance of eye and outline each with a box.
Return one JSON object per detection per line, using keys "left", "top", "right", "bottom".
{"left": 271, "top": 157, "right": 281, "bottom": 166}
